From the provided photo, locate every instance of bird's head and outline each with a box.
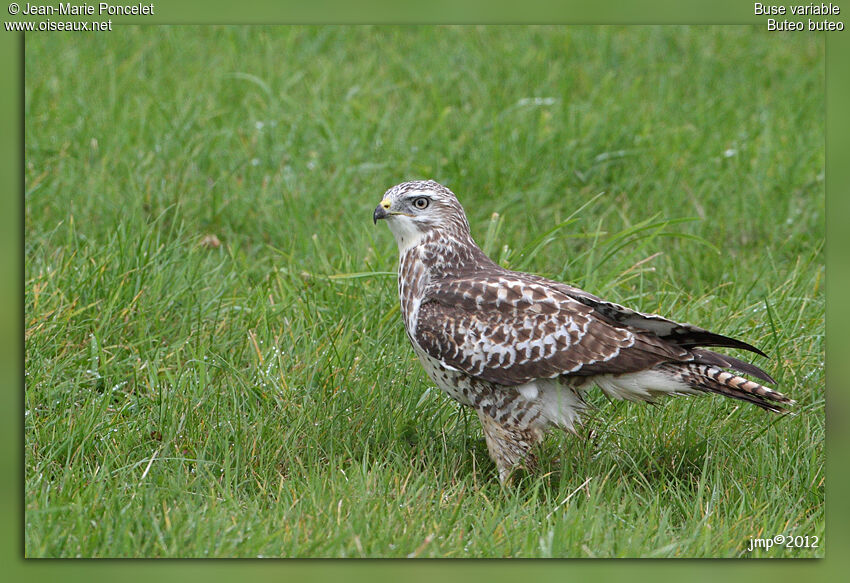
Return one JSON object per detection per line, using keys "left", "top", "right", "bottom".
{"left": 373, "top": 180, "right": 471, "bottom": 252}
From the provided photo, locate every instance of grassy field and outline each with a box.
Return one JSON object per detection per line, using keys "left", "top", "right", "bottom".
{"left": 24, "top": 26, "right": 824, "bottom": 558}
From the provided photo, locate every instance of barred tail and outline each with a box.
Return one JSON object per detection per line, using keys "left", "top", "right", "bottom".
{"left": 660, "top": 363, "right": 793, "bottom": 413}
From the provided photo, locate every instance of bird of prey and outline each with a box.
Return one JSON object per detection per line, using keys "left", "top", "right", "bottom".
{"left": 373, "top": 180, "right": 791, "bottom": 482}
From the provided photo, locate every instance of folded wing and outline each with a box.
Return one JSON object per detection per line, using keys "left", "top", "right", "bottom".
{"left": 415, "top": 275, "right": 692, "bottom": 386}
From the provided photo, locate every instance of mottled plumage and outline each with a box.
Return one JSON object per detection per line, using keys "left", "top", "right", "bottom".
{"left": 373, "top": 180, "right": 791, "bottom": 482}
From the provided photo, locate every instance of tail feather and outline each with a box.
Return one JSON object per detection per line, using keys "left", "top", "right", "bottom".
{"left": 659, "top": 363, "right": 792, "bottom": 413}
{"left": 690, "top": 348, "right": 777, "bottom": 384}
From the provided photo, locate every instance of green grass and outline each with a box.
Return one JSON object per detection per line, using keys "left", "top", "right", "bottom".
{"left": 24, "top": 26, "right": 824, "bottom": 558}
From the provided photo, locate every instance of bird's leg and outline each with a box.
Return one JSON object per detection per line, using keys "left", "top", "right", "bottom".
{"left": 476, "top": 410, "right": 542, "bottom": 484}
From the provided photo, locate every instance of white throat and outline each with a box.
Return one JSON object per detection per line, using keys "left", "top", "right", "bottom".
{"left": 386, "top": 216, "right": 426, "bottom": 256}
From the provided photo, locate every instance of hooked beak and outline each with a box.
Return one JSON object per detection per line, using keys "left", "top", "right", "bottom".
{"left": 373, "top": 199, "right": 391, "bottom": 225}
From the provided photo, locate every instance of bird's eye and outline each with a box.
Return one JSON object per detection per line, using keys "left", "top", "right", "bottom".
{"left": 413, "top": 197, "right": 430, "bottom": 210}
